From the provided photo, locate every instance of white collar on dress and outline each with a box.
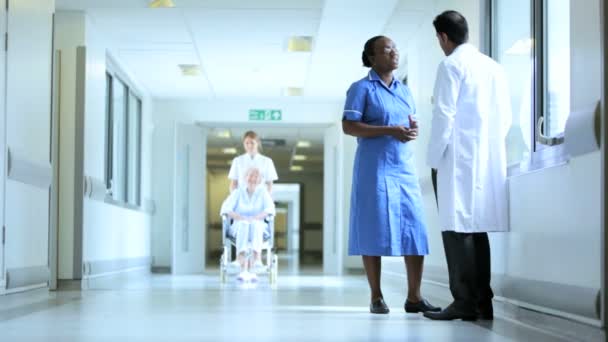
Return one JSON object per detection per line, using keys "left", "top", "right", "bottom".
{"left": 244, "top": 153, "right": 260, "bottom": 161}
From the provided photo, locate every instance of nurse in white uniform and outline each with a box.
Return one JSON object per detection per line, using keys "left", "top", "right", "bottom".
{"left": 228, "top": 131, "right": 278, "bottom": 193}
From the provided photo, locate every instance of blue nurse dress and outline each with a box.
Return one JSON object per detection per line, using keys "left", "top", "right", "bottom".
{"left": 343, "top": 70, "right": 429, "bottom": 256}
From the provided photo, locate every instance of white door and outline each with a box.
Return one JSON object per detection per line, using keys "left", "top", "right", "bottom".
{"left": 4, "top": 0, "right": 54, "bottom": 291}
{"left": 0, "top": 0, "right": 7, "bottom": 289}
{"left": 172, "top": 123, "right": 206, "bottom": 274}
{"left": 323, "top": 125, "right": 343, "bottom": 275}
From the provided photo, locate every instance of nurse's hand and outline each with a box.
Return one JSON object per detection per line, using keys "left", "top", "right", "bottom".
{"left": 406, "top": 115, "right": 419, "bottom": 141}
{"left": 391, "top": 126, "right": 417, "bottom": 142}
{"left": 229, "top": 212, "right": 245, "bottom": 221}
{"left": 405, "top": 128, "right": 418, "bottom": 141}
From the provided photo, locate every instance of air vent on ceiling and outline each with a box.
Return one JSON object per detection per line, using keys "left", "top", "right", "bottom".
{"left": 149, "top": 0, "right": 175, "bottom": 8}
{"left": 286, "top": 36, "right": 313, "bottom": 52}
{"left": 178, "top": 64, "right": 201, "bottom": 76}
{"left": 261, "top": 139, "right": 286, "bottom": 148}
{"left": 284, "top": 87, "right": 304, "bottom": 96}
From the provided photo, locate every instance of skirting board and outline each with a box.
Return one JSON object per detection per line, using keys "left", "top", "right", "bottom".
{"left": 1, "top": 283, "right": 48, "bottom": 296}
{"left": 6, "top": 266, "right": 50, "bottom": 289}
{"left": 385, "top": 263, "right": 600, "bottom": 320}
{"left": 6, "top": 149, "right": 52, "bottom": 189}
{"left": 151, "top": 266, "right": 171, "bottom": 274}
{"left": 383, "top": 271, "right": 604, "bottom": 341}
{"left": 82, "top": 257, "right": 151, "bottom": 278}
{"left": 56, "top": 279, "right": 82, "bottom": 291}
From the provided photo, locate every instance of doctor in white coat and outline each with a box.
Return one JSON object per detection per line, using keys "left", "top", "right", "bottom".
{"left": 423, "top": 10, "right": 512, "bottom": 321}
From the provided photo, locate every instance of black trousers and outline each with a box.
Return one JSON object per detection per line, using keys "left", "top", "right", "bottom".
{"left": 432, "top": 169, "right": 494, "bottom": 312}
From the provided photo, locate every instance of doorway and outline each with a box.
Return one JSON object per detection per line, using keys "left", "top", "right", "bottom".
{"left": 204, "top": 124, "right": 325, "bottom": 273}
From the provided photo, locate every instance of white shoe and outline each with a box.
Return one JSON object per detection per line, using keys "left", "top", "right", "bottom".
{"left": 237, "top": 271, "right": 247, "bottom": 282}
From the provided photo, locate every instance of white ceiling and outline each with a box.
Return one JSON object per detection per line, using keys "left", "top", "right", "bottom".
{"left": 56, "top": 0, "right": 436, "bottom": 100}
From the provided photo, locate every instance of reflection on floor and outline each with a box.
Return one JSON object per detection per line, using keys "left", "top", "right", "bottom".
{"left": 0, "top": 269, "right": 580, "bottom": 341}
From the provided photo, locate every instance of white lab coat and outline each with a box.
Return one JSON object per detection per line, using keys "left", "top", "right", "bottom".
{"left": 426, "top": 44, "right": 512, "bottom": 233}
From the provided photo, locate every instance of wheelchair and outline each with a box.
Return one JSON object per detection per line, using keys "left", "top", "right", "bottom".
{"left": 219, "top": 213, "right": 278, "bottom": 285}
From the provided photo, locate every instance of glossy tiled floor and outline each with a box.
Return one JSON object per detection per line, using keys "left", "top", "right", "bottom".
{"left": 0, "top": 268, "right": 580, "bottom": 341}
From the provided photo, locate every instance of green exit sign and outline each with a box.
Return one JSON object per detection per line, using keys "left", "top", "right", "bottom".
{"left": 249, "top": 109, "right": 282, "bottom": 121}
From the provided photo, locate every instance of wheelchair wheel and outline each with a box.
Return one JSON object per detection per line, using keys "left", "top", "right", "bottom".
{"left": 270, "top": 254, "right": 278, "bottom": 286}
{"left": 220, "top": 268, "right": 227, "bottom": 284}
{"left": 220, "top": 253, "right": 227, "bottom": 284}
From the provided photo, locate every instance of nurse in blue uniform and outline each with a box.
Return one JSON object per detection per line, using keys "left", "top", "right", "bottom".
{"left": 342, "top": 36, "right": 440, "bottom": 315}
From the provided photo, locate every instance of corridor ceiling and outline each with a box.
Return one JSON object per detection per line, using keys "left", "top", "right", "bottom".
{"left": 56, "top": 0, "right": 430, "bottom": 99}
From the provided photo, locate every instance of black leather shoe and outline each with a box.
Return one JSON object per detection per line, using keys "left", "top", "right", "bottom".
{"left": 370, "top": 298, "right": 390, "bottom": 314}
{"left": 404, "top": 298, "right": 441, "bottom": 313}
{"left": 423, "top": 303, "right": 477, "bottom": 321}
{"left": 477, "top": 302, "right": 493, "bottom": 320}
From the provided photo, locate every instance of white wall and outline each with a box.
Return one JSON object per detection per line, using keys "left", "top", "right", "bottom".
{"left": 82, "top": 16, "right": 153, "bottom": 270}
{"left": 54, "top": 11, "right": 153, "bottom": 278}
{"left": 81, "top": 15, "right": 153, "bottom": 268}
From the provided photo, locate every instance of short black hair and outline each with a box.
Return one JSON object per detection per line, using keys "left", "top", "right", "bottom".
{"left": 361, "top": 35, "right": 386, "bottom": 68}
{"left": 433, "top": 10, "right": 468, "bottom": 45}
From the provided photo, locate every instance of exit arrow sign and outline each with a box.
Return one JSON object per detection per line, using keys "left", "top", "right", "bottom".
{"left": 249, "top": 109, "right": 282, "bottom": 121}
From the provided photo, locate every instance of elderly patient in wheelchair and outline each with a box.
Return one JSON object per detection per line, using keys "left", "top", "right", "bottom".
{"left": 220, "top": 167, "right": 275, "bottom": 282}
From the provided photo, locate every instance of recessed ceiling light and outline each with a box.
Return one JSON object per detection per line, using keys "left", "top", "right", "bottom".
{"left": 290, "top": 165, "right": 303, "bottom": 172}
{"left": 284, "top": 87, "right": 304, "bottom": 96}
{"left": 296, "top": 141, "right": 311, "bottom": 148}
{"left": 178, "top": 64, "right": 201, "bottom": 76}
{"left": 216, "top": 130, "right": 231, "bottom": 139}
{"left": 223, "top": 148, "right": 237, "bottom": 154}
{"left": 149, "top": 0, "right": 175, "bottom": 8}
{"left": 286, "top": 36, "right": 313, "bottom": 52}
{"left": 293, "top": 155, "right": 307, "bottom": 161}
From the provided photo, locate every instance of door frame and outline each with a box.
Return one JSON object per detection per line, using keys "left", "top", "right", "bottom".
{"left": 601, "top": 0, "right": 607, "bottom": 336}
{"left": 0, "top": 0, "right": 7, "bottom": 291}
{"left": 48, "top": 41, "right": 60, "bottom": 290}
{"left": 171, "top": 122, "right": 207, "bottom": 275}
{"left": 323, "top": 124, "right": 344, "bottom": 275}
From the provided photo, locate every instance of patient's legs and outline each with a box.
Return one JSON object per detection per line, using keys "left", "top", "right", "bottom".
{"left": 249, "top": 220, "right": 266, "bottom": 267}
{"left": 232, "top": 221, "right": 251, "bottom": 272}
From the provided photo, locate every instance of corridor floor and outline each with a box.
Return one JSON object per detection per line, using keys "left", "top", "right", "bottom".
{"left": 0, "top": 271, "right": 579, "bottom": 341}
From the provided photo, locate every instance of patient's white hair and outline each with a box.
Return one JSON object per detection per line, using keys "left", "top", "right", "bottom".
{"left": 244, "top": 167, "right": 262, "bottom": 184}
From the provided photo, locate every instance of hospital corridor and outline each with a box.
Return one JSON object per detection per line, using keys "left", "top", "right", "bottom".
{"left": 0, "top": 0, "right": 607, "bottom": 341}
